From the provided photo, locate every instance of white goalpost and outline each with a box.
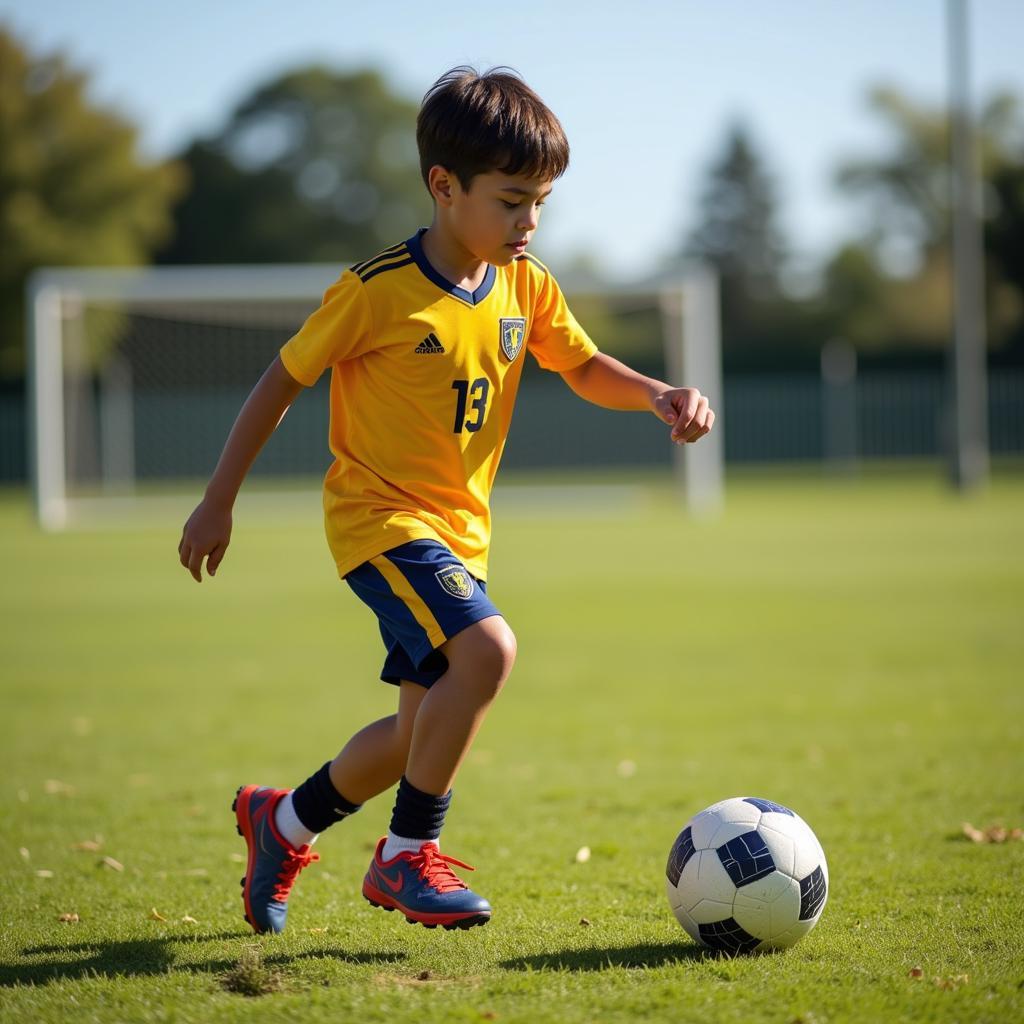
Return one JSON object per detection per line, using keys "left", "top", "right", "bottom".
{"left": 27, "top": 263, "right": 722, "bottom": 530}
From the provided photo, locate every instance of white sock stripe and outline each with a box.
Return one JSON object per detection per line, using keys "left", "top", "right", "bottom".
{"left": 274, "top": 791, "right": 318, "bottom": 848}
{"left": 381, "top": 830, "right": 439, "bottom": 860}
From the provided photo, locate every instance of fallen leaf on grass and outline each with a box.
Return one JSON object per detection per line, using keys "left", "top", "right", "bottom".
{"left": 18, "top": 847, "right": 29, "bottom": 861}
{"left": 184, "top": 868, "right": 208, "bottom": 877}
{"left": 101, "top": 856, "right": 124, "bottom": 872}
{"left": 933, "top": 974, "right": 969, "bottom": 990}
{"left": 72, "top": 839, "right": 102, "bottom": 852}
{"left": 35, "top": 870, "right": 54, "bottom": 878}
{"left": 308, "top": 927, "right": 329, "bottom": 934}
{"left": 616, "top": 759, "right": 637, "bottom": 778}
{"left": 574, "top": 846, "right": 591, "bottom": 863}
{"left": 417, "top": 970, "right": 431, "bottom": 981}
{"left": 43, "top": 779, "right": 75, "bottom": 796}
{"left": 579, "top": 917, "right": 591, "bottom": 927}
{"left": 58, "top": 913, "right": 79, "bottom": 923}
{"left": 961, "top": 822, "right": 1023, "bottom": 844}
{"left": 909, "top": 967, "right": 924, "bottom": 978}
{"left": 180, "top": 915, "right": 198, "bottom": 924}
{"left": 149, "top": 908, "right": 168, "bottom": 922}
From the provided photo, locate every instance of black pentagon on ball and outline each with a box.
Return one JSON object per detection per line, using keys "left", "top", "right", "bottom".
{"left": 666, "top": 826, "right": 696, "bottom": 886}
{"left": 799, "top": 864, "right": 827, "bottom": 920}
{"left": 698, "top": 917, "right": 761, "bottom": 955}
{"left": 743, "top": 797, "right": 794, "bottom": 816}
{"left": 717, "top": 830, "right": 776, "bottom": 886}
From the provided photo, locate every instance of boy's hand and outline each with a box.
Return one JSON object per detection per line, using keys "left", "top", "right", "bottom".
{"left": 178, "top": 499, "right": 232, "bottom": 582}
{"left": 652, "top": 387, "right": 715, "bottom": 444}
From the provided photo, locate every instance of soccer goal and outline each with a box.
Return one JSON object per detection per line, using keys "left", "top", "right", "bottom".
{"left": 27, "top": 263, "right": 721, "bottom": 530}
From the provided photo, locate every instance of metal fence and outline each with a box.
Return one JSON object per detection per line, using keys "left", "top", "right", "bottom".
{"left": 2, "top": 368, "right": 1022, "bottom": 487}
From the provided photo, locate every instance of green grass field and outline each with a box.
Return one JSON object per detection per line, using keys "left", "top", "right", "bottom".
{"left": 2, "top": 468, "right": 1022, "bottom": 1023}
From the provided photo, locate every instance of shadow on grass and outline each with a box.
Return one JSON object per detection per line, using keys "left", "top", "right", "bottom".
{"left": 1, "top": 932, "right": 407, "bottom": 988}
{"left": 501, "top": 941, "right": 716, "bottom": 972}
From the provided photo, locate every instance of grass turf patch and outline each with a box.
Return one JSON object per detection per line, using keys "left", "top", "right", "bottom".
{"left": 1, "top": 469, "right": 1022, "bottom": 1022}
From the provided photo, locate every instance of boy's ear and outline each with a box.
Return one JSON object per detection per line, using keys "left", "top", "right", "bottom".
{"left": 427, "top": 165, "right": 455, "bottom": 207}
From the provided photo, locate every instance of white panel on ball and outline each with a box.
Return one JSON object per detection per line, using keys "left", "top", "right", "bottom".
{"left": 688, "top": 809, "right": 723, "bottom": 850}
{"left": 688, "top": 898, "right": 735, "bottom": 926}
{"left": 732, "top": 891, "right": 771, "bottom": 939}
{"left": 677, "top": 851, "right": 736, "bottom": 912}
{"left": 771, "top": 915, "right": 819, "bottom": 949}
{"left": 766, "top": 875, "right": 802, "bottom": 938}
{"left": 798, "top": 834, "right": 829, "bottom": 885}
{"left": 755, "top": 822, "right": 797, "bottom": 877}
{"left": 670, "top": 897, "right": 699, "bottom": 939}
{"left": 690, "top": 799, "right": 760, "bottom": 849}
{"left": 733, "top": 866, "right": 793, "bottom": 905}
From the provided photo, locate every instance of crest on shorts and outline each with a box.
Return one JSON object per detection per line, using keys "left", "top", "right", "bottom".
{"left": 499, "top": 318, "right": 526, "bottom": 361}
{"left": 435, "top": 564, "right": 475, "bottom": 600}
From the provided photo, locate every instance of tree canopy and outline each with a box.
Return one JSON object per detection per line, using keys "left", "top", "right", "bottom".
{"left": 157, "top": 67, "right": 431, "bottom": 265}
{"left": 827, "top": 85, "right": 1024, "bottom": 351}
{"left": 0, "top": 29, "right": 182, "bottom": 377}
{"left": 682, "top": 122, "right": 813, "bottom": 362}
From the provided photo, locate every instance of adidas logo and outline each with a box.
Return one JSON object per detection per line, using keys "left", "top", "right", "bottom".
{"left": 414, "top": 333, "right": 446, "bottom": 354}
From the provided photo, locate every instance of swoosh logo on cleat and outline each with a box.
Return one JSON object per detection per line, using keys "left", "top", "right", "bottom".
{"left": 376, "top": 866, "right": 405, "bottom": 893}
{"left": 257, "top": 820, "right": 273, "bottom": 857}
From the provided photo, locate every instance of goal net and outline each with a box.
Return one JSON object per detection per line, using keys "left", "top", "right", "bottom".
{"left": 27, "top": 263, "right": 721, "bottom": 530}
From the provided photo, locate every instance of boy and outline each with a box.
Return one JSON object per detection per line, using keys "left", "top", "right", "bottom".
{"left": 178, "top": 66, "right": 714, "bottom": 935}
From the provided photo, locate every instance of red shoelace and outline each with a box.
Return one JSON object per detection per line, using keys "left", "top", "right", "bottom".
{"left": 272, "top": 847, "right": 320, "bottom": 902}
{"left": 409, "top": 845, "right": 474, "bottom": 894}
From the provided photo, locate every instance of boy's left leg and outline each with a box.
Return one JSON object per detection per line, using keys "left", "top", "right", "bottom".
{"left": 235, "top": 683, "right": 426, "bottom": 934}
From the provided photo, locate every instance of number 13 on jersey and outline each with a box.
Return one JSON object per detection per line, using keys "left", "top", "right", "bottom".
{"left": 452, "top": 377, "right": 490, "bottom": 433}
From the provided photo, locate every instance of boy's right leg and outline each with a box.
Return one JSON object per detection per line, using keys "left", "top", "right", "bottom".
{"left": 364, "top": 616, "right": 516, "bottom": 929}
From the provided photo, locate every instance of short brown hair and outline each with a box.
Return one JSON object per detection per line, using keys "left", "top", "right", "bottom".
{"left": 416, "top": 66, "right": 570, "bottom": 192}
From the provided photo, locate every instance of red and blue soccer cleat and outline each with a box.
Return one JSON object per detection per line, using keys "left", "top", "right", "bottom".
{"left": 233, "top": 785, "right": 319, "bottom": 934}
{"left": 362, "top": 837, "right": 491, "bottom": 929}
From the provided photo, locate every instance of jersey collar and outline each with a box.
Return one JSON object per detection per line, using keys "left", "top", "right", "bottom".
{"left": 406, "top": 228, "right": 496, "bottom": 306}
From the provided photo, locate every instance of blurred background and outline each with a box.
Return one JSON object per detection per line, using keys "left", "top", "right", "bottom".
{"left": 1, "top": 0, "right": 1023, "bottom": 503}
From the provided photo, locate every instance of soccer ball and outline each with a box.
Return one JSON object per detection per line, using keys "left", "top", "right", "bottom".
{"left": 665, "top": 797, "right": 828, "bottom": 954}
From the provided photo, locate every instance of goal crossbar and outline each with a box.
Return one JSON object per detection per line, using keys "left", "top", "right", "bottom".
{"left": 27, "top": 263, "right": 721, "bottom": 530}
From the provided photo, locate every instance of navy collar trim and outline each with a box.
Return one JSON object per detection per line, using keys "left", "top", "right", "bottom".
{"left": 406, "top": 228, "right": 496, "bottom": 305}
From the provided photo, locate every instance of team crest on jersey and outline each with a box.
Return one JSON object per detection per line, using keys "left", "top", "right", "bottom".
{"left": 435, "top": 564, "right": 475, "bottom": 600}
{"left": 499, "top": 318, "right": 527, "bottom": 361}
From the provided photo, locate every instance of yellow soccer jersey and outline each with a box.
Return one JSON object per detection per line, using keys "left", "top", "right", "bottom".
{"left": 279, "top": 228, "right": 597, "bottom": 581}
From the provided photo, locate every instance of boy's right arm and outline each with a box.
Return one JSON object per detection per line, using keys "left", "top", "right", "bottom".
{"left": 178, "top": 355, "right": 304, "bottom": 582}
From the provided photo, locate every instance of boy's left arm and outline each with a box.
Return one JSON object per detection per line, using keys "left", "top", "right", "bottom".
{"left": 560, "top": 351, "right": 715, "bottom": 444}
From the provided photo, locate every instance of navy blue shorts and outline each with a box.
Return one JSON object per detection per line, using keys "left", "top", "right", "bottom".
{"left": 345, "top": 540, "right": 502, "bottom": 688}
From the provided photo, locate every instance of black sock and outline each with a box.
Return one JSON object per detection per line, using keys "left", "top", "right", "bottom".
{"left": 388, "top": 776, "right": 451, "bottom": 841}
{"left": 291, "top": 761, "right": 361, "bottom": 834}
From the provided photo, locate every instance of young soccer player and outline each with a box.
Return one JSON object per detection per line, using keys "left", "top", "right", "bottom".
{"left": 178, "top": 66, "right": 714, "bottom": 935}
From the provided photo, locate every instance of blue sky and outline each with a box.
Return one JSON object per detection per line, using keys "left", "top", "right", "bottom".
{"left": 3, "top": 0, "right": 1022, "bottom": 279}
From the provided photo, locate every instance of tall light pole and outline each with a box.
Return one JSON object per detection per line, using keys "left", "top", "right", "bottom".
{"left": 946, "top": 0, "right": 989, "bottom": 490}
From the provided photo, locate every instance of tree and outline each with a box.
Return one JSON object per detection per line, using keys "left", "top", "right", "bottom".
{"left": 157, "top": 67, "right": 431, "bottom": 265}
{"left": 831, "top": 85, "right": 1024, "bottom": 350}
{"left": 683, "top": 122, "right": 789, "bottom": 352}
{"left": 0, "top": 29, "right": 183, "bottom": 377}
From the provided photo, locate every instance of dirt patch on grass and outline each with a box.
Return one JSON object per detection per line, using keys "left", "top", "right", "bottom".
{"left": 221, "top": 946, "right": 286, "bottom": 997}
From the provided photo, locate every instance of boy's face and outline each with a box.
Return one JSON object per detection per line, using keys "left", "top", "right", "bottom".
{"left": 438, "top": 169, "right": 553, "bottom": 266}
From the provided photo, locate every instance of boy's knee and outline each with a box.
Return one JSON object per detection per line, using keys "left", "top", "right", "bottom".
{"left": 446, "top": 617, "right": 517, "bottom": 695}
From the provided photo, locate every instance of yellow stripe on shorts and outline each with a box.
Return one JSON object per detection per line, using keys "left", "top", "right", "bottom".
{"left": 369, "top": 555, "right": 447, "bottom": 649}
